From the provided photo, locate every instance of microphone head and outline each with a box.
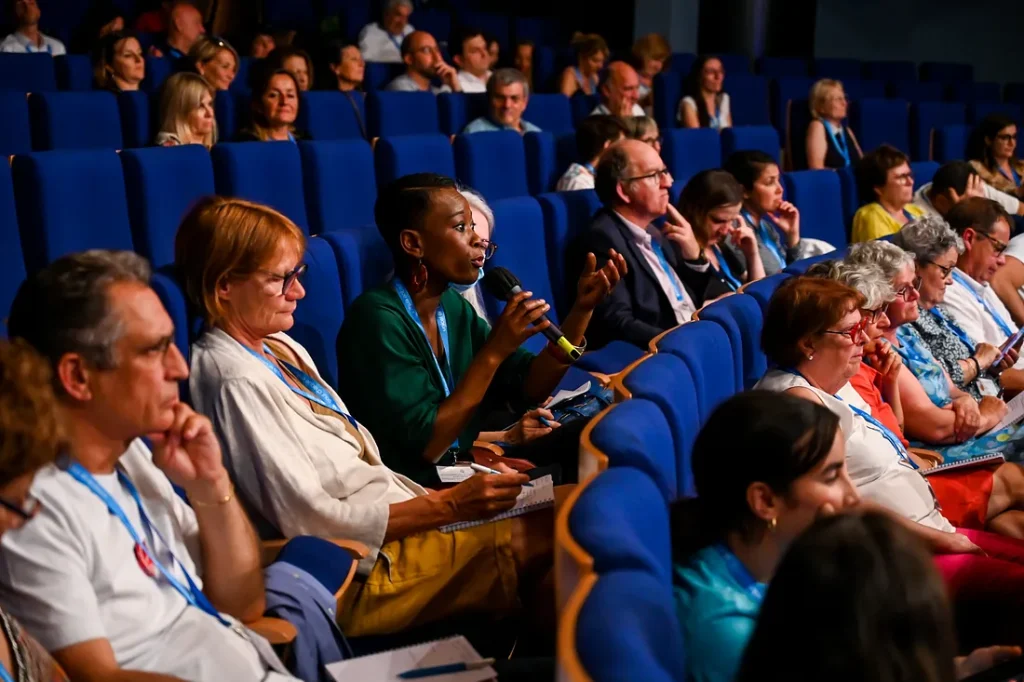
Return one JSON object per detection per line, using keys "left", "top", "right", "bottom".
{"left": 483, "top": 267, "right": 522, "bottom": 300}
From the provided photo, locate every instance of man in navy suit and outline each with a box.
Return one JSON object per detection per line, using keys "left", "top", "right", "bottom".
{"left": 567, "top": 139, "right": 715, "bottom": 348}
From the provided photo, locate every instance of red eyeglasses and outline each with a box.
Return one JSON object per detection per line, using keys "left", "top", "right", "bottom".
{"left": 823, "top": 317, "right": 869, "bottom": 342}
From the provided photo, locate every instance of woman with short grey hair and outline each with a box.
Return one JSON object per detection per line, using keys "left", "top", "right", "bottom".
{"left": 845, "top": 240, "right": 915, "bottom": 281}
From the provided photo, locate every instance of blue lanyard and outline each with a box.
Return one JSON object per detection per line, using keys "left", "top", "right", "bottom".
{"left": 951, "top": 271, "right": 1015, "bottom": 337}
{"left": 392, "top": 279, "right": 459, "bottom": 449}
{"left": 713, "top": 543, "right": 765, "bottom": 602}
{"left": 286, "top": 131, "right": 296, "bottom": 144}
{"left": 582, "top": 163, "right": 595, "bottom": 175}
{"left": 0, "top": 663, "right": 11, "bottom": 682}
{"left": 902, "top": 208, "right": 917, "bottom": 222}
{"left": 825, "top": 121, "right": 851, "bottom": 166}
{"left": 742, "top": 209, "right": 786, "bottom": 271}
{"left": 1000, "top": 165, "right": 1021, "bottom": 187}
{"left": 64, "top": 462, "right": 231, "bottom": 627}
{"left": 387, "top": 33, "right": 403, "bottom": 54}
{"left": 243, "top": 342, "right": 359, "bottom": 429}
{"left": 928, "top": 307, "right": 975, "bottom": 351}
{"left": 649, "top": 239, "right": 684, "bottom": 302}
{"left": 712, "top": 246, "right": 742, "bottom": 291}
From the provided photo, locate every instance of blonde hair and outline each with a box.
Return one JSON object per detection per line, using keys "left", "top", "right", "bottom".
{"left": 157, "top": 72, "right": 218, "bottom": 149}
{"left": 809, "top": 78, "right": 844, "bottom": 119}
{"left": 0, "top": 339, "right": 66, "bottom": 483}
{"left": 632, "top": 33, "right": 670, "bottom": 64}
{"left": 174, "top": 196, "right": 307, "bottom": 327}
{"left": 189, "top": 35, "right": 239, "bottom": 75}
{"left": 625, "top": 115, "right": 659, "bottom": 140}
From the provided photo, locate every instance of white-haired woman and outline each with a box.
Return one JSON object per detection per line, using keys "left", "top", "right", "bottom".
{"left": 805, "top": 79, "right": 863, "bottom": 170}
{"left": 457, "top": 187, "right": 495, "bottom": 323}
{"left": 154, "top": 72, "right": 217, "bottom": 149}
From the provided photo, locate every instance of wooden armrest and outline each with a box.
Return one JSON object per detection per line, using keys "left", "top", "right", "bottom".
{"left": 587, "top": 371, "right": 612, "bottom": 387}
{"left": 246, "top": 616, "right": 298, "bottom": 645}
{"left": 261, "top": 537, "right": 370, "bottom": 567}
{"left": 472, "top": 441, "right": 504, "bottom": 457}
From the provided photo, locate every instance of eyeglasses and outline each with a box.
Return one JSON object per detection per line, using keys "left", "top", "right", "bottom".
{"left": 261, "top": 262, "right": 307, "bottom": 295}
{"left": 997, "top": 133, "right": 1018, "bottom": 143}
{"left": 0, "top": 494, "right": 40, "bottom": 521}
{"left": 625, "top": 167, "right": 672, "bottom": 184}
{"left": 892, "top": 171, "right": 915, "bottom": 185}
{"left": 926, "top": 260, "right": 955, "bottom": 278}
{"left": 824, "top": 317, "right": 869, "bottom": 342}
{"left": 893, "top": 283, "right": 918, "bottom": 301}
{"left": 977, "top": 230, "right": 1009, "bottom": 254}
{"left": 861, "top": 306, "right": 885, "bottom": 323}
{"left": 478, "top": 239, "right": 498, "bottom": 260}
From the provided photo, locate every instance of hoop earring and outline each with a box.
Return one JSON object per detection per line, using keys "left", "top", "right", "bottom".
{"left": 410, "top": 259, "right": 428, "bottom": 292}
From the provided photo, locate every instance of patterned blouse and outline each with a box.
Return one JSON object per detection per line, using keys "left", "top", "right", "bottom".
{"left": 0, "top": 609, "right": 68, "bottom": 682}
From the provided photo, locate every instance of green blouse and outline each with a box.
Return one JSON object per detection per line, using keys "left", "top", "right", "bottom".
{"left": 337, "top": 284, "right": 535, "bottom": 484}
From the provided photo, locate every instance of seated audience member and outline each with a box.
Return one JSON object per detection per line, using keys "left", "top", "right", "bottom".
{"left": 154, "top": 72, "right": 217, "bottom": 148}
{"left": 513, "top": 40, "right": 533, "bottom": 89}
{"left": 631, "top": 33, "right": 669, "bottom": 111}
{"left": 558, "top": 33, "right": 607, "bottom": 97}
{"left": 70, "top": 3, "right": 123, "bottom": 54}
{"left": 188, "top": 35, "right": 237, "bottom": 91}
{"left": 725, "top": 150, "right": 812, "bottom": 276}
{"left": 992, "top": 232, "right": 1024, "bottom": 327}
{"left": 236, "top": 68, "right": 308, "bottom": 142}
{"left": 671, "top": 391, "right": 860, "bottom": 682}
{"left": 337, "top": 174, "right": 625, "bottom": 485}
{"left": 463, "top": 69, "right": 539, "bottom": 135}
{"left": 590, "top": 61, "right": 645, "bottom": 118}
{"left": 457, "top": 187, "right": 495, "bottom": 322}
{"left": 851, "top": 144, "right": 924, "bottom": 242}
{"left": 913, "top": 160, "right": 1021, "bottom": 219}
{"left": 2, "top": 251, "right": 294, "bottom": 680}
{"left": 93, "top": 30, "right": 144, "bottom": 92}
{"left": 968, "top": 114, "right": 1024, "bottom": 199}
{"left": 485, "top": 34, "right": 499, "bottom": 70}
{"left": 567, "top": 139, "right": 709, "bottom": 349}
{"left": 358, "top": 0, "right": 414, "bottom": 64}
{"left": 556, "top": 115, "right": 627, "bottom": 191}
{"left": 624, "top": 115, "right": 661, "bottom": 154}
{"left": 0, "top": 0, "right": 65, "bottom": 55}
{"left": 737, "top": 513, "right": 1022, "bottom": 682}
{"left": 450, "top": 26, "right": 491, "bottom": 93}
{"left": 892, "top": 217, "right": 1019, "bottom": 400}
{"left": 135, "top": 0, "right": 169, "bottom": 34}
{"left": 148, "top": 0, "right": 204, "bottom": 64}
{"left": 266, "top": 45, "right": 312, "bottom": 92}
{"left": 179, "top": 197, "right": 557, "bottom": 638}
{"left": 249, "top": 25, "right": 275, "bottom": 59}
{"left": 386, "top": 31, "right": 461, "bottom": 93}
{"left": 805, "top": 79, "right": 862, "bottom": 170}
{"left": 0, "top": 340, "right": 73, "bottom": 681}
{"left": 329, "top": 39, "right": 365, "bottom": 93}
{"left": 678, "top": 55, "right": 731, "bottom": 130}
{"left": 756, "top": 275, "right": 1024, "bottom": 649}
{"left": 678, "top": 169, "right": 767, "bottom": 294}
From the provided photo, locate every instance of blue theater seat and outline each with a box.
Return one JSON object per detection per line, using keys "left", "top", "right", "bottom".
{"left": 54, "top": 54, "right": 92, "bottom": 90}
{"left": 969, "top": 102, "right": 1021, "bottom": 126}
{"left": 320, "top": 228, "right": 393, "bottom": 308}
{"left": 743, "top": 272, "right": 790, "bottom": 314}
{"left": 836, "top": 164, "right": 859, "bottom": 229}
{"left": 142, "top": 55, "right": 171, "bottom": 93}
{"left": 726, "top": 74, "right": 770, "bottom": 126}
{"left": 211, "top": 142, "right": 309, "bottom": 233}
{"left": 150, "top": 268, "right": 193, "bottom": 383}
{"left": 459, "top": 11, "right": 510, "bottom": 51}
{"left": 232, "top": 56, "right": 252, "bottom": 94}
{"left": 757, "top": 56, "right": 808, "bottom": 79}
{"left": 570, "top": 94, "right": 599, "bottom": 126}
{"left": 587, "top": 399, "right": 678, "bottom": 501}
{"left": 863, "top": 60, "right": 916, "bottom": 83}
{"left": 0, "top": 92, "right": 31, "bottom": 156}
{"left": 536, "top": 190, "right": 602, "bottom": 318}
{"left": 366, "top": 91, "right": 440, "bottom": 137}
{"left": 12, "top": 150, "right": 133, "bottom": 271}
{"left": 214, "top": 91, "right": 239, "bottom": 141}
{"left": 0, "top": 53, "right": 56, "bottom": 91}
{"left": 438, "top": 92, "right": 488, "bottom": 135}
{"left": 513, "top": 16, "right": 560, "bottom": 46}
{"left": 0, "top": 163, "right": 25, "bottom": 332}
{"left": 920, "top": 62, "right": 973, "bottom": 83}
{"left": 29, "top": 91, "right": 123, "bottom": 151}
{"left": 415, "top": 11, "right": 452, "bottom": 45}
{"left": 121, "top": 145, "right": 216, "bottom": 268}
{"left": 782, "top": 170, "right": 847, "bottom": 246}
{"left": 662, "top": 128, "right": 721, "bottom": 187}
{"left": 523, "top": 94, "right": 573, "bottom": 134}
{"left": 812, "top": 58, "right": 861, "bottom": 81}
{"left": 453, "top": 131, "right": 528, "bottom": 201}
{"left": 669, "top": 52, "right": 696, "bottom": 75}
{"left": 288, "top": 236, "right": 346, "bottom": 390}
{"left": 933, "top": 124, "right": 969, "bottom": 163}
{"left": 362, "top": 62, "right": 405, "bottom": 91}
{"left": 784, "top": 251, "right": 841, "bottom": 275}
{"left": 950, "top": 82, "right": 1001, "bottom": 104}
{"left": 652, "top": 71, "right": 682, "bottom": 131}
{"left": 531, "top": 46, "right": 558, "bottom": 94}
{"left": 771, "top": 76, "right": 814, "bottom": 138}
{"left": 655, "top": 320, "right": 737, "bottom": 420}
{"left": 887, "top": 80, "right": 945, "bottom": 104}
{"left": 117, "top": 91, "right": 151, "bottom": 148}
{"left": 374, "top": 134, "right": 456, "bottom": 187}
{"left": 297, "top": 91, "right": 366, "bottom": 140}
{"left": 699, "top": 293, "right": 767, "bottom": 390}
{"left": 715, "top": 53, "right": 750, "bottom": 76}
{"left": 299, "top": 139, "right": 377, "bottom": 234}
{"left": 850, "top": 98, "right": 910, "bottom": 155}
{"left": 720, "top": 126, "right": 780, "bottom": 163}
{"left": 524, "top": 131, "right": 558, "bottom": 196}
{"left": 843, "top": 79, "right": 887, "bottom": 102}
{"left": 910, "top": 161, "right": 940, "bottom": 190}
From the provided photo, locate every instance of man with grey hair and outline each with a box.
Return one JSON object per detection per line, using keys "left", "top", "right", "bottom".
{"left": 358, "top": 0, "right": 414, "bottom": 63}
{"left": 463, "top": 68, "right": 540, "bottom": 134}
{"left": 2, "top": 251, "right": 294, "bottom": 681}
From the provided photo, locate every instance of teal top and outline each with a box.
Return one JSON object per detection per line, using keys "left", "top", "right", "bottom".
{"left": 673, "top": 545, "right": 765, "bottom": 682}
{"left": 336, "top": 285, "right": 535, "bottom": 484}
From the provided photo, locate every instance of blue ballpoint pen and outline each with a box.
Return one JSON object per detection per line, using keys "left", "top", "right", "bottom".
{"left": 397, "top": 657, "right": 496, "bottom": 679}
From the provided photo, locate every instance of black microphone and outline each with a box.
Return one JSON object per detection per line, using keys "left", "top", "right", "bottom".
{"left": 483, "top": 267, "right": 582, "bottom": 361}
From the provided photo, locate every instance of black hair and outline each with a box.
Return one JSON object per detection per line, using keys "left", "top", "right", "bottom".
{"left": 578, "top": 114, "right": 628, "bottom": 167}
{"left": 684, "top": 55, "right": 724, "bottom": 128}
{"left": 374, "top": 173, "right": 458, "bottom": 265}
{"left": 854, "top": 143, "right": 910, "bottom": 205}
{"left": 723, "top": 150, "right": 778, "bottom": 192}
{"left": 931, "top": 161, "right": 977, "bottom": 197}
{"left": 676, "top": 169, "right": 745, "bottom": 244}
{"left": 670, "top": 391, "right": 841, "bottom": 559}
{"left": 966, "top": 113, "right": 1019, "bottom": 170}
{"left": 450, "top": 25, "right": 486, "bottom": 58}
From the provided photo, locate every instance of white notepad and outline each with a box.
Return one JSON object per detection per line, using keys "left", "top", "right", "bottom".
{"left": 325, "top": 635, "right": 495, "bottom": 681}
{"left": 438, "top": 474, "right": 555, "bottom": 533}
{"left": 921, "top": 453, "right": 1006, "bottom": 476}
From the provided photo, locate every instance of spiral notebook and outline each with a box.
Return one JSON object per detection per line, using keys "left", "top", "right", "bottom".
{"left": 439, "top": 475, "right": 554, "bottom": 532}
{"left": 325, "top": 635, "right": 494, "bottom": 681}
{"left": 921, "top": 453, "right": 1005, "bottom": 476}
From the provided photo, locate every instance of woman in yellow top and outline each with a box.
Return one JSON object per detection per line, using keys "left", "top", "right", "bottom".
{"left": 851, "top": 144, "right": 924, "bottom": 242}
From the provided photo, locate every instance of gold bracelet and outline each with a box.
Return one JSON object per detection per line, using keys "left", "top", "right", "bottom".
{"left": 189, "top": 482, "right": 235, "bottom": 507}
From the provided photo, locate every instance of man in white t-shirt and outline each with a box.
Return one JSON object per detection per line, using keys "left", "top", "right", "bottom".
{"left": 0, "top": 251, "right": 293, "bottom": 682}
{"left": 358, "top": 0, "right": 414, "bottom": 63}
{"left": 589, "top": 61, "right": 645, "bottom": 118}
{"left": 450, "top": 26, "right": 491, "bottom": 93}
{"left": 0, "top": 0, "right": 65, "bottom": 56}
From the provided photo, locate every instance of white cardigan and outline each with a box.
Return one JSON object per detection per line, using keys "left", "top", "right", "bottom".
{"left": 189, "top": 327, "right": 426, "bottom": 574}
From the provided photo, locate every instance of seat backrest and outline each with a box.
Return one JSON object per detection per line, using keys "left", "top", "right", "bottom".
{"left": 523, "top": 93, "right": 574, "bottom": 134}
{"left": 720, "top": 125, "right": 780, "bottom": 163}
{"left": 299, "top": 139, "right": 376, "bottom": 234}
{"left": 366, "top": 91, "right": 440, "bottom": 137}
{"left": 536, "top": 190, "right": 602, "bottom": 318}
{"left": 0, "top": 163, "right": 25, "bottom": 333}
{"left": 652, "top": 71, "right": 683, "bottom": 131}
{"left": 699, "top": 293, "right": 766, "bottom": 390}
{"left": 296, "top": 91, "right": 366, "bottom": 140}
{"left": 415, "top": 10, "right": 453, "bottom": 45}
{"left": 784, "top": 251, "right": 840, "bottom": 275}
{"left": 437, "top": 92, "right": 488, "bottom": 135}
{"left": 933, "top": 124, "right": 970, "bottom": 163}
{"left": 863, "top": 60, "right": 915, "bottom": 82}
{"left": 142, "top": 55, "right": 171, "bottom": 92}
{"left": 757, "top": 56, "right": 808, "bottom": 79}
{"left": 0, "top": 91, "right": 31, "bottom": 156}
{"left": 969, "top": 102, "right": 1021, "bottom": 126}
{"left": 29, "top": 91, "right": 123, "bottom": 150}
{"left": 920, "top": 61, "right": 973, "bottom": 83}
{"left": 214, "top": 91, "right": 238, "bottom": 140}
{"left": 524, "top": 130, "right": 558, "bottom": 196}
{"left": 910, "top": 161, "right": 940, "bottom": 189}
{"left": 569, "top": 93, "right": 599, "bottom": 126}
{"left": 850, "top": 97, "right": 910, "bottom": 155}
{"left": 362, "top": 62, "right": 405, "bottom": 91}
{"left": 770, "top": 76, "right": 814, "bottom": 138}
{"left": 715, "top": 52, "right": 750, "bottom": 76}
{"left": 453, "top": 130, "right": 529, "bottom": 201}
{"left": 54, "top": 54, "right": 92, "bottom": 90}
{"left": 117, "top": 91, "right": 151, "bottom": 148}
{"left": 288, "top": 236, "right": 345, "bottom": 390}
{"left": 211, "top": 142, "right": 309, "bottom": 233}
{"left": 320, "top": 229, "right": 394, "bottom": 307}
{"left": 150, "top": 268, "right": 193, "bottom": 393}
{"left": 655, "top": 320, "right": 737, "bottom": 422}
{"left": 0, "top": 53, "right": 56, "bottom": 91}
{"left": 374, "top": 133, "right": 456, "bottom": 187}
{"left": 836, "top": 164, "right": 859, "bottom": 230}
{"left": 725, "top": 74, "right": 770, "bottom": 126}
{"left": 458, "top": 11, "right": 510, "bottom": 51}
{"left": 662, "top": 128, "right": 721, "bottom": 186}
{"left": 12, "top": 150, "right": 133, "bottom": 271}
{"left": 620, "top": 353, "right": 700, "bottom": 496}
{"left": 782, "top": 169, "right": 846, "bottom": 246}
{"left": 589, "top": 398, "right": 677, "bottom": 501}
{"left": 743, "top": 272, "right": 790, "bottom": 314}
{"left": 911, "top": 101, "right": 965, "bottom": 161}
{"left": 812, "top": 57, "right": 862, "bottom": 81}
{"left": 121, "top": 145, "right": 215, "bottom": 269}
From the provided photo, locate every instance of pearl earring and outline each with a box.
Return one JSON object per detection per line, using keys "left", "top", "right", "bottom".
{"left": 808, "top": 353, "right": 814, "bottom": 361}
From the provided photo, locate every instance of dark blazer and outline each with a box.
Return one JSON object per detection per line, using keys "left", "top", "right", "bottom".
{"left": 566, "top": 208, "right": 723, "bottom": 349}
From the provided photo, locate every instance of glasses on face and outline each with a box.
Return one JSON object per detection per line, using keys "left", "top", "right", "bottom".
{"left": 894, "top": 283, "right": 918, "bottom": 301}
{"left": 892, "top": 171, "right": 915, "bottom": 185}
{"left": 824, "top": 316, "right": 869, "bottom": 342}
{"left": 478, "top": 239, "right": 498, "bottom": 260}
{"left": 262, "top": 262, "right": 307, "bottom": 295}
{"left": 926, "top": 260, "right": 955, "bottom": 278}
{"left": 625, "top": 167, "right": 672, "bottom": 184}
{"left": 997, "top": 133, "right": 1018, "bottom": 143}
{"left": 977, "top": 230, "right": 1009, "bottom": 254}
{"left": 861, "top": 306, "right": 885, "bottom": 323}
{"left": 0, "top": 494, "right": 40, "bottom": 521}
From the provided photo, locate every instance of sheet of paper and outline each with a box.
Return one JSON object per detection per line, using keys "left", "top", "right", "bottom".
{"left": 438, "top": 475, "right": 554, "bottom": 533}
{"left": 326, "top": 635, "right": 495, "bottom": 682}
{"left": 546, "top": 381, "right": 590, "bottom": 410}
{"left": 988, "top": 390, "right": 1024, "bottom": 434}
{"left": 435, "top": 465, "right": 475, "bottom": 483}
